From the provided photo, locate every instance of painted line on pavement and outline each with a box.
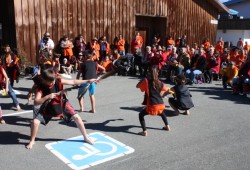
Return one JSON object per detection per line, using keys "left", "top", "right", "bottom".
{"left": 3, "top": 110, "right": 33, "bottom": 117}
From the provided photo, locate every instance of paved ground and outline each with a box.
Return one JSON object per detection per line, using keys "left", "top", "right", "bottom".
{"left": 0, "top": 73, "right": 250, "bottom": 170}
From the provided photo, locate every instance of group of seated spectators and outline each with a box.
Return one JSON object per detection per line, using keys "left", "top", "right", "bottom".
{"left": 2, "top": 32, "right": 250, "bottom": 97}
{"left": 37, "top": 32, "right": 250, "bottom": 97}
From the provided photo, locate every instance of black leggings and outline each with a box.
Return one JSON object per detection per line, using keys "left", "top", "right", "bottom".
{"left": 139, "top": 109, "right": 169, "bottom": 131}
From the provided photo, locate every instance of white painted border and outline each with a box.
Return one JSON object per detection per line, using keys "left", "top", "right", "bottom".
{"left": 3, "top": 110, "right": 33, "bottom": 117}
{"left": 45, "top": 132, "right": 135, "bottom": 170}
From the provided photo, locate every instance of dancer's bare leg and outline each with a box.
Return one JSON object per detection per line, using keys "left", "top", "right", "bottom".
{"left": 90, "top": 95, "right": 95, "bottom": 113}
{"left": 26, "top": 119, "right": 40, "bottom": 149}
{"left": 72, "top": 114, "right": 94, "bottom": 145}
{"left": 78, "top": 97, "right": 84, "bottom": 112}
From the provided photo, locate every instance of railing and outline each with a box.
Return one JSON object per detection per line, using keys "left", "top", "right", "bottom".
{"left": 218, "top": 19, "right": 250, "bottom": 29}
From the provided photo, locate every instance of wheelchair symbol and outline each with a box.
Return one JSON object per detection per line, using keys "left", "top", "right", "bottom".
{"left": 72, "top": 137, "right": 118, "bottom": 160}
{"left": 46, "top": 132, "right": 135, "bottom": 170}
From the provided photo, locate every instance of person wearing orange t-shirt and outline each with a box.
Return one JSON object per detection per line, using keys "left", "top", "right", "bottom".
{"left": 136, "top": 66, "right": 171, "bottom": 136}
{"left": 203, "top": 38, "right": 211, "bottom": 52}
{"left": 115, "top": 34, "right": 125, "bottom": 56}
{"left": 111, "top": 48, "right": 120, "bottom": 61}
{"left": 90, "top": 37, "right": 100, "bottom": 61}
{"left": 166, "top": 36, "right": 175, "bottom": 48}
{"left": 215, "top": 41, "right": 224, "bottom": 55}
{"left": 100, "top": 56, "right": 113, "bottom": 72}
{"left": 243, "top": 41, "right": 250, "bottom": 55}
{"left": 220, "top": 62, "right": 239, "bottom": 89}
{"left": 60, "top": 35, "right": 74, "bottom": 61}
{"left": 235, "top": 50, "right": 247, "bottom": 68}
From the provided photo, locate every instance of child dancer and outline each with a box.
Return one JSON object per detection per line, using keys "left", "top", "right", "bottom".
{"left": 26, "top": 66, "right": 95, "bottom": 149}
{"left": 163, "top": 75, "right": 194, "bottom": 115}
{"left": 136, "top": 66, "right": 171, "bottom": 136}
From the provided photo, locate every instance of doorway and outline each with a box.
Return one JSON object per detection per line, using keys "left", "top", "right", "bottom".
{"left": 0, "top": 0, "right": 16, "bottom": 48}
{"left": 136, "top": 16, "right": 167, "bottom": 48}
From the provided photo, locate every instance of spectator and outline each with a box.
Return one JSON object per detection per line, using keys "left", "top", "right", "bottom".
{"left": 39, "top": 32, "right": 55, "bottom": 59}
{"left": 60, "top": 58, "right": 72, "bottom": 75}
{"left": 185, "top": 48, "right": 206, "bottom": 85}
{"left": 115, "top": 34, "right": 125, "bottom": 56}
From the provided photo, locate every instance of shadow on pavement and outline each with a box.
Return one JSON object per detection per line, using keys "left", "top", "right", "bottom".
{"left": 188, "top": 85, "right": 250, "bottom": 105}
{"left": 60, "top": 119, "right": 167, "bottom": 135}
{"left": 3, "top": 116, "right": 32, "bottom": 127}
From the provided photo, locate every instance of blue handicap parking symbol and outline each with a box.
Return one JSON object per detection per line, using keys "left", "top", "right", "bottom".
{"left": 45, "top": 132, "right": 134, "bottom": 170}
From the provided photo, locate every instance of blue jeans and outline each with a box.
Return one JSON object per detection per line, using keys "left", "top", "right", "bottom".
{"left": 3, "top": 82, "right": 20, "bottom": 107}
{"left": 185, "top": 69, "right": 202, "bottom": 83}
{"left": 119, "top": 50, "right": 125, "bottom": 56}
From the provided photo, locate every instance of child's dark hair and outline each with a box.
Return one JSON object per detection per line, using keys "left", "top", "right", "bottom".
{"left": 147, "top": 65, "right": 160, "bottom": 90}
{"left": 40, "top": 65, "right": 56, "bottom": 83}
{"left": 175, "top": 74, "right": 187, "bottom": 85}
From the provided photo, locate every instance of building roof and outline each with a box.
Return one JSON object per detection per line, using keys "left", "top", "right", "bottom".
{"left": 224, "top": 0, "right": 246, "bottom": 6}
{"left": 210, "top": 0, "right": 230, "bottom": 13}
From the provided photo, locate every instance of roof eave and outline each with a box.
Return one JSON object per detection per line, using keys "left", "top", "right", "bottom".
{"left": 210, "top": 0, "right": 230, "bottom": 14}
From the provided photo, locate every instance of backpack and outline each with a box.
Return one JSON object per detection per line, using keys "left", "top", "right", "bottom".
{"left": 42, "top": 79, "right": 64, "bottom": 116}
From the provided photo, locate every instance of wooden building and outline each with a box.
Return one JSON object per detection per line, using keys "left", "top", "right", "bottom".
{"left": 0, "top": 0, "right": 228, "bottom": 64}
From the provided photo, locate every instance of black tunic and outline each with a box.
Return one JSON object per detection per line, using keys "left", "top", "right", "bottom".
{"left": 173, "top": 84, "right": 194, "bottom": 109}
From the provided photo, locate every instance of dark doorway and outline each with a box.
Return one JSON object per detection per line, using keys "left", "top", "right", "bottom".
{"left": 136, "top": 16, "right": 167, "bottom": 48}
{"left": 0, "top": 0, "right": 16, "bottom": 49}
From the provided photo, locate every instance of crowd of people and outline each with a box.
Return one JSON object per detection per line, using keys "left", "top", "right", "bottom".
{"left": 0, "top": 31, "right": 249, "bottom": 148}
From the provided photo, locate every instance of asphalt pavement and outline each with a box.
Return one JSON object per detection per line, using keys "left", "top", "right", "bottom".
{"left": 0, "top": 73, "right": 250, "bottom": 170}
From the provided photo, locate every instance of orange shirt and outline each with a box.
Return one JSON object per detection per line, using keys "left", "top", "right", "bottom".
{"left": 243, "top": 45, "right": 250, "bottom": 52}
{"left": 100, "top": 60, "right": 112, "bottom": 72}
{"left": 137, "top": 79, "right": 169, "bottom": 115}
{"left": 90, "top": 42, "right": 100, "bottom": 59}
{"left": 116, "top": 39, "right": 125, "bottom": 51}
{"left": 215, "top": 44, "right": 224, "bottom": 54}
{"left": 220, "top": 66, "right": 238, "bottom": 83}
{"left": 235, "top": 54, "right": 247, "bottom": 68}
{"left": 167, "top": 39, "right": 175, "bottom": 46}
{"left": 203, "top": 41, "right": 211, "bottom": 51}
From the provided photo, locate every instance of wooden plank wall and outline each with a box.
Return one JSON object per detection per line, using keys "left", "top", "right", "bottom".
{"left": 13, "top": 0, "right": 219, "bottom": 64}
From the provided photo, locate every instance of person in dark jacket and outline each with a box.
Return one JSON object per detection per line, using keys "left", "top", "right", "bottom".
{"left": 185, "top": 48, "right": 206, "bottom": 84}
{"left": 163, "top": 74, "right": 194, "bottom": 115}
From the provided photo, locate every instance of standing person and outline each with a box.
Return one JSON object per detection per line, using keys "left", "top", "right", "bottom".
{"left": 26, "top": 66, "right": 95, "bottom": 149}
{"left": 131, "top": 32, "right": 143, "bottom": 54}
{"left": 115, "top": 34, "right": 125, "bottom": 56}
{"left": 60, "top": 35, "right": 74, "bottom": 62}
{"left": 76, "top": 53, "right": 103, "bottom": 113}
{"left": 0, "top": 65, "right": 21, "bottom": 111}
{"left": 90, "top": 37, "right": 100, "bottom": 61}
{"left": 0, "top": 44, "right": 20, "bottom": 87}
{"left": 216, "top": 37, "right": 224, "bottom": 47}
{"left": 243, "top": 41, "right": 250, "bottom": 55}
{"left": 74, "top": 34, "right": 87, "bottom": 58}
{"left": 237, "top": 38, "right": 244, "bottom": 50}
{"left": 99, "top": 36, "right": 110, "bottom": 62}
{"left": 39, "top": 32, "right": 55, "bottom": 59}
{"left": 136, "top": 66, "right": 171, "bottom": 136}
{"left": 163, "top": 75, "right": 194, "bottom": 115}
